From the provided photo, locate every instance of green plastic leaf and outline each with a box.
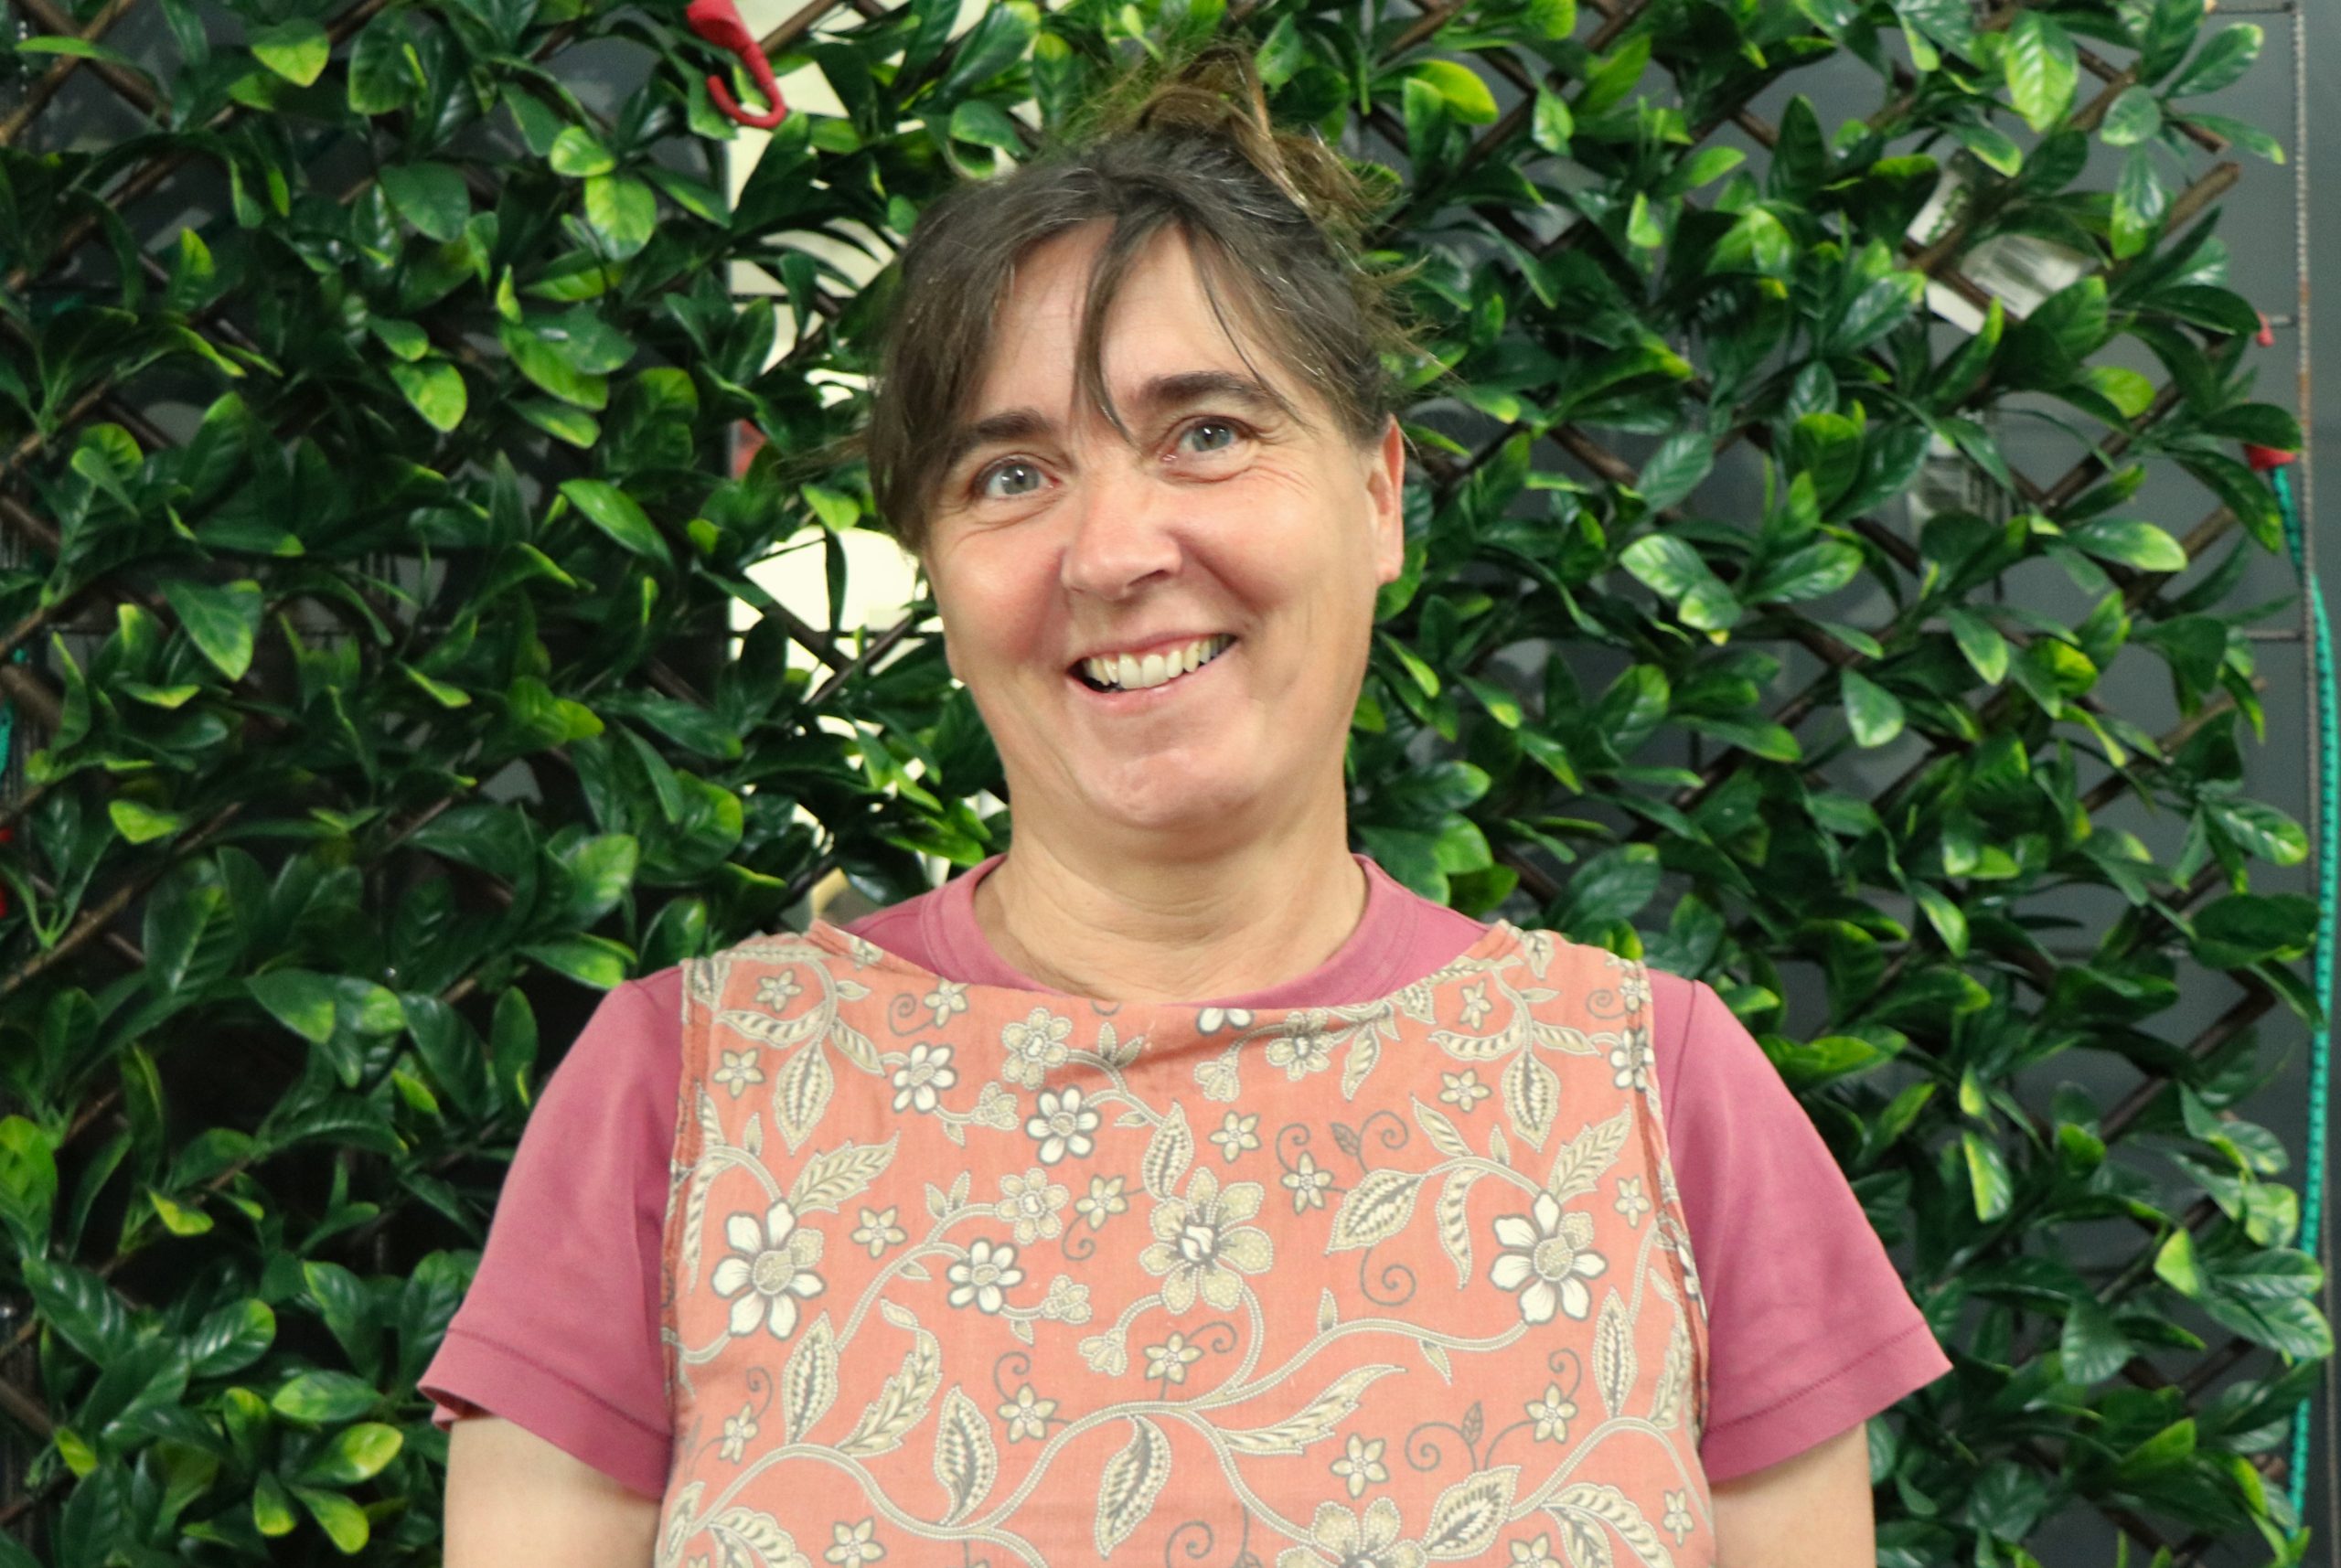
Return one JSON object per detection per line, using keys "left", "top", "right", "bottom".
{"left": 297, "top": 1423, "right": 405, "bottom": 1486}
{"left": 290, "top": 1484, "right": 370, "bottom": 1552}
{"left": 549, "top": 126, "right": 615, "bottom": 177}
{"left": 160, "top": 578, "right": 262, "bottom": 680}
{"left": 1962, "top": 1129, "right": 2013, "bottom": 1220}
{"left": 271, "top": 1369, "right": 379, "bottom": 1424}
{"left": 248, "top": 970, "right": 338, "bottom": 1044}
{"left": 389, "top": 360, "right": 466, "bottom": 433}
{"left": 109, "top": 801, "right": 186, "bottom": 844}
{"left": 1837, "top": 671, "right": 1904, "bottom": 748}
{"left": 583, "top": 175, "right": 657, "bottom": 259}
{"left": 1410, "top": 60, "right": 1497, "bottom": 123}
{"left": 558, "top": 479, "right": 673, "bottom": 568}
{"left": 2099, "top": 86, "right": 2161, "bottom": 147}
{"left": 381, "top": 163, "right": 470, "bottom": 244}
{"left": 2004, "top": 12, "right": 2078, "bottom": 133}
{"left": 248, "top": 17, "right": 328, "bottom": 85}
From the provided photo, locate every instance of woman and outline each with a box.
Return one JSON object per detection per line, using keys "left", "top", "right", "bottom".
{"left": 432, "top": 43, "right": 1949, "bottom": 1567}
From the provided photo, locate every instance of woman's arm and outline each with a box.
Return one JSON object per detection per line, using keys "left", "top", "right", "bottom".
{"left": 1709, "top": 1421, "right": 1875, "bottom": 1567}
{"left": 444, "top": 1415, "right": 660, "bottom": 1568}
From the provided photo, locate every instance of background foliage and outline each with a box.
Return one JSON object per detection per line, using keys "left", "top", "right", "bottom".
{"left": 0, "top": 0, "right": 2329, "bottom": 1562}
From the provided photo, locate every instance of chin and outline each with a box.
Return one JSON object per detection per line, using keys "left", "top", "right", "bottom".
{"left": 1081, "top": 768, "right": 1259, "bottom": 837}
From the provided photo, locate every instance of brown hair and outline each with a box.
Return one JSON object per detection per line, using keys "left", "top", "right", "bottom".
{"left": 829, "top": 39, "right": 1432, "bottom": 556}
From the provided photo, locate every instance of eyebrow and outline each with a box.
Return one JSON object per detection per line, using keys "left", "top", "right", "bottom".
{"left": 938, "top": 369, "right": 1293, "bottom": 480}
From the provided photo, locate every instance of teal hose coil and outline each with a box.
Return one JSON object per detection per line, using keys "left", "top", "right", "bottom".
{"left": 2276, "top": 460, "right": 2336, "bottom": 1523}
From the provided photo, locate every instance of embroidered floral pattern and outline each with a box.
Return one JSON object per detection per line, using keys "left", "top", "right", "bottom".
{"left": 709, "top": 1200, "right": 824, "bottom": 1341}
{"left": 661, "top": 921, "right": 1713, "bottom": 1568}
{"left": 1488, "top": 1193, "right": 1608, "bottom": 1325}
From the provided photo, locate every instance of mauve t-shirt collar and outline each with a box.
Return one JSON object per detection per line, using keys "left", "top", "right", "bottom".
{"left": 915, "top": 852, "right": 1427, "bottom": 1010}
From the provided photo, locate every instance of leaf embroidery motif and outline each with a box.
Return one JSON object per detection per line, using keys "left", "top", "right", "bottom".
{"left": 1421, "top": 1465, "right": 1518, "bottom": 1559}
{"left": 775, "top": 1042, "right": 831, "bottom": 1152}
{"left": 1140, "top": 1102, "right": 1192, "bottom": 1200}
{"left": 835, "top": 1303, "right": 939, "bottom": 1457}
{"left": 1503, "top": 1047, "right": 1559, "bottom": 1147}
{"left": 1219, "top": 1363, "right": 1405, "bottom": 1455}
{"left": 1550, "top": 1483, "right": 1675, "bottom": 1568}
{"left": 931, "top": 1385, "right": 997, "bottom": 1525}
{"left": 1545, "top": 1109, "right": 1633, "bottom": 1205}
{"left": 781, "top": 1312, "right": 837, "bottom": 1443}
{"left": 1436, "top": 1168, "right": 1480, "bottom": 1287}
{"left": 1093, "top": 1416, "right": 1171, "bottom": 1559}
{"left": 1328, "top": 1167, "right": 1424, "bottom": 1251}
{"left": 787, "top": 1136, "right": 896, "bottom": 1214}
{"left": 1593, "top": 1289, "right": 1636, "bottom": 1418}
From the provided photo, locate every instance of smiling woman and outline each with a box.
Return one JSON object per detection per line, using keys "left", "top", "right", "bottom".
{"left": 431, "top": 40, "right": 1949, "bottom": 1568}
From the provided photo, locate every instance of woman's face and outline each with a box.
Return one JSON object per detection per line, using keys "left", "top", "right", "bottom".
{"left": 920, "top": 220, "right": 1406, "bottom": 856}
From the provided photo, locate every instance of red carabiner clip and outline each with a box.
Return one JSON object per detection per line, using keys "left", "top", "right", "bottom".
{"left": 687, "top": 0, "right": 789, "bottom": 130}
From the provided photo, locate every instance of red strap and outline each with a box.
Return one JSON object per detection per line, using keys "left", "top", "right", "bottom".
{"left": 686, "top": 0, "right": 789, "bottom": 130}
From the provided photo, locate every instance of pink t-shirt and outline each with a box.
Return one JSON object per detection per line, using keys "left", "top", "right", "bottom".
{"left": 419, "top": 854, "right": 1950, "bottom": 1497}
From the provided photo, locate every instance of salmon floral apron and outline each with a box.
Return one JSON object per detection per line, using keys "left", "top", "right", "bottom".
{"left": 654, "top": 917, "right": 1714, "bottom": 1568}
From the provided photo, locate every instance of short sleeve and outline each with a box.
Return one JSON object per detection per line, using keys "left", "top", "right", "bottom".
{"left": 1662, "top": 978, "right": 1951, "bottom": 1483}
{"left": 415, "top": 975, "right": 682, "bottom": 1500}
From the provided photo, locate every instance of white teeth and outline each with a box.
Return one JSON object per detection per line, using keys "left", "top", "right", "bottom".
{"left": 1082, "top": 635, "right": 1230, "bottom": 692}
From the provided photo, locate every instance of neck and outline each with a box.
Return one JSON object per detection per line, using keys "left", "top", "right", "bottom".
{"left": 972, "top": 805, "right": 1369, "bottom": 1004}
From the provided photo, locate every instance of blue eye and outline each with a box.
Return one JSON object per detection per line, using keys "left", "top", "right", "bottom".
{"left": 975, "top": 460, "right": 1043, "bottom": 501}
{"left": 1183, "top": 418, "right": 1245, "bottom": 453}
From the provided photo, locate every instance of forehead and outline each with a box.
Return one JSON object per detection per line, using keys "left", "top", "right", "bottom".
{"left": 960, "top": 223, "right": 1305, "bottom": 437}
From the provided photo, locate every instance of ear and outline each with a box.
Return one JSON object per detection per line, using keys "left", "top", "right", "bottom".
{"left": 1364, "top": 415, "right": 1406, "bottom": 586}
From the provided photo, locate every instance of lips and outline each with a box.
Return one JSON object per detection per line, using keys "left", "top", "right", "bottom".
{"left": 1067, "top": 636, "right": 1237, "bottom": 701}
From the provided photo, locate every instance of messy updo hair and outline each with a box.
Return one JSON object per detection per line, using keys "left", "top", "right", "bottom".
{"left": 849, "top": 39, "right": 1431, "bottom": 555}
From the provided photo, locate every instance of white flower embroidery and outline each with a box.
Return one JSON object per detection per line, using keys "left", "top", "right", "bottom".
{"left": 993, "top": 1168, "right": 1070, "bottom": 1244}
{"left": 1209, "top": 1110, "right": 1261, "bottom": 1162}
{"left": 1488, "top": 1192, "right": 1608, "bottom": 1324}
{"left": 1040, "top": 1274, "right": 1092, "bottom": 1324}
{"left": 1025, "top": 1084, "right": 1098, "bottom": 1165}
{"left": 1304, "top": 1499, "right": 1424, "bottom": 1568}
{"left": 1137, "top": 1167, "right": 1273, "bottom": 1313}
{"left": 1458, "top": 980, "right": 1492, "bottom": 1029}
{"left": 1439, "top": 1068, "right": 1491, "bottom": 1111}
{"left": 711, "top": 1200, "right": 826, "bottom": 1341}
{"left": 1613, "top": 1174, "right": 1652, "bottom": 1227}
{"left": 1074, "top": 1173, "right": 1128, "bottom": 1229}
{"left": 1616, "top": 965, "right": 1652, "bottom": 1013}
{"left": 1141, "top": 1330, "right": 1203, "bottom": 1384}
{"left": 719, "top": 1402, "right": 758, "bottom": 1463}
{"left": 946, "top": 1238, "right": 1022, "bottom": 1314}
{"left": 850, "top": 1204, "right": 905, "bottom": 1257}
{"left": 999, "top": 1007, "right": 1072, "bottom": 1088}
{"left": 1509, "top": 1535, "right": 1560, "bottom": 1566}
{"left": 712, "top": 1048, "right": 765, "bottom": 1099}
{"left": 889, "top": 1042, "right": 957, "bottom": 1113}
{"left": 823, "top": 1518, "right": 882, "bottom": 1564}
{"left": 1196, "top": 1007, "right": 1254, "bottom": 1034}
{"left": 1525, "top": 1383, "right": 1577, "bottom": 1443}
{"left": 1609, "top": 1031, "right": 1652, "bottom": 1093}
{"left": 998, "top": 1383, "right": 1055, "bottom": 1441}
{"left": 754, "top": 971, "right": 802, "bottom": 1009}
{"left": 1662, "top": 1489, "right": 1693, "bottom": 1544}
{"left": 1263, "top": 1011, "right": 1334, "bottom": 1080}
{"left": 922, "top": 978, "right": 968, "bottom": 1028}
{"left": 1330, "top": 1432, "right": 1388, "bottom": 1499}
{"left": 1283, "top": 1151, "right": 1333, "bottom": 1212}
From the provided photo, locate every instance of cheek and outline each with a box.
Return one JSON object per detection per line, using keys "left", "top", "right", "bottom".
{"left": 930, "top": 542, "right": 1057, "bottom": 677}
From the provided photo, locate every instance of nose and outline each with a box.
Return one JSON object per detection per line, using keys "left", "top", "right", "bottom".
{"left": 1059, "top": 453, "right": 1182, "bottom": 601}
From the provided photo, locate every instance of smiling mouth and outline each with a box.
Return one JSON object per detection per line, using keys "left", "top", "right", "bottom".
{"left": 1071, "top": 635, "right": 1236, "bottom": 694}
